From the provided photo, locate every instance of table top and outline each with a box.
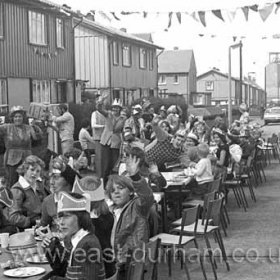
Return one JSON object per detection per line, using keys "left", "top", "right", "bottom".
{"left": 161, "top": 172, "right": 191, "bottom": 187}
{"left": 0, "top": 249, "right": 52, "bottom": 280}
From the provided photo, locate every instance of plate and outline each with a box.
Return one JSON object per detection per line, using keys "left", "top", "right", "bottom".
{"left": 26, "top": 257, "right": 48, "bottom": 264}
{"left": 3, "top": 267, "right": 45, "bottom": 278}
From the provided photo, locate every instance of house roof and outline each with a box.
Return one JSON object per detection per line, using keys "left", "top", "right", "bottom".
{"left": 197, "top": 69, "right": 264, "bottom": 90}
{"left": 80, "top": 19, "right": 163, "bottom": 49}
{"left": 132, "top": 33, "right": 153, "bottom": 43}
{"left": 158, "top": 49, "right": 194, "bottom": 74}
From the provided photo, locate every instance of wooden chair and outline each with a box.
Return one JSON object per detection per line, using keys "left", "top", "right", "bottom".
{"left": 150, "top": 205, "right": 207, "bottom": 280}
{"left": 172, "top": 198, "right": 230, "bottom": 280}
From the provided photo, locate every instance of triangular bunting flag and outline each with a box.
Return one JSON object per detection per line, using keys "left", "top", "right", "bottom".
{"left": 212, "top": 10, "right": 224, "bottom": 21}
{"left": 176, "top": 12, "right": 181, "bottom": 24}
{"left": 198, "top": 34, "right": 204, "bottom": 37}
{"left": 227, "top": 9, "right": 237, "bottom": 22}
{"left": 188, "top": 11, "right": 199, "bottom": 22}
{"left": 233, "top": 36, "right": 237, "bottom": 42}
{"left": 98, "top": 11, "right": 111, "bottom": 22}
{"left": 198, "top": 11, "right": 206, "bottom": 27}
{"left": 111, "top": 12, "right": 120, "bottom": 21}
{"left": 167, "top": 12, "right": 173, "bottom": 28}
{"left": 249, "top": 4, "right": 258, "bottom": 12}
{"left": 241, "top": 7, "right": 249, "bottom": 21}
{"left": 275, "top": 2, "right": 280, "bottom": 14}
{"left": 143, "top": 11, "right": 148, "bottom": 18}
{"left": 259, "top": 4, "right": 274, "bottom": 21}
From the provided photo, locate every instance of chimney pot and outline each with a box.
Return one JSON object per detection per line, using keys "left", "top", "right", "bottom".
{"left": 120, "top": 28, "right": 127, "bottom": 33}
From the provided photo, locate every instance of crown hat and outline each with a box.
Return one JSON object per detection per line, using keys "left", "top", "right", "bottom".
{"left": 112, "top": 98, "right": 123, "bottom": 108}
{"left": 10, "top": 105, "right": 26, "bottom": 116}
{"left": 0, "top": 187, "right": 13, "bottom": 208}
{"left": 57, "top": 191, "right": 91, "bottom": 213}
{"left": 72, "top": 176, "right": 105, "bottom": 202}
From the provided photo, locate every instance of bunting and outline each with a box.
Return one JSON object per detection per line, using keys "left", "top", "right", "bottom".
{"left": 100, "top": 1, "right": 280, "bottom": 31}
{"left": 198, "top": 11, "right": 206, "bottom": 27}
{"left": 212, "top": 10, "right": 224, "bottom": 21}
{"left": 258, "top": 4, "right": 274, "bottom": 21}
{"left": 241, "top": 6, "right": 249, "bottom": 21}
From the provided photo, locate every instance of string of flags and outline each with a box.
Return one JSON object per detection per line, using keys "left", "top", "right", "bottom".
{"left": 95, "top": 1, "right": 280, "bottom": 31}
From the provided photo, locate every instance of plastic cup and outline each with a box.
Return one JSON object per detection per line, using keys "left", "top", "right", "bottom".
{"left": 0, "top": 233, "right": 9, "bottom": 248}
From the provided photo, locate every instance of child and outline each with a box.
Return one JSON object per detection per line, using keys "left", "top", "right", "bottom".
{"left": 187, "top": 143, "right": 213, "bottom": 198}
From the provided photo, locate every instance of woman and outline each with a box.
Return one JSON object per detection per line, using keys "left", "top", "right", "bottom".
{"left": 0, "top": 106, "right": 42, "bottom": 187}
{"left": 42, "top": 192, "right": 106, "bottom": 280}
{"left": 194, "top": 121, "right": 210, "bottom": 144}
{"left": 106, "top": 155, "right": 154, "bottom": 279}
{"left": 8, "top": 155, "right": 47, "bottom": 230}
{"left": 40, "top": 156, "right": 80, "bottom": 232}
{"left": 212, "top": 128, "right": 230, "bottom": 178}
{"left": 73, "top": 176, "right": 116, "bottom": 279}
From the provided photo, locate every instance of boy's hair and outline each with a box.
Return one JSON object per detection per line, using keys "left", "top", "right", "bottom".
{"left": 197, "top": 143, "right": 210, "bottom": 158}
{"left": 81, "top": 118, "right": 90, "bottom": 128}
{"left": 123, "top": 146, "right": 148, "bottom": 167}
{"left": 106, "top": 175, "right": 134, "bottom": 200}
{"left": 17, "top": 155, "right": 45, "bottom": 175}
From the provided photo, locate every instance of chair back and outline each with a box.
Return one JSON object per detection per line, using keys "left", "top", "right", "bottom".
{"left": 179, "top": 205, "right": 199, "bottom": 242}
{"left": 205, "top": 197, "right": 223, "bottom": 231}
{"left": 201, "top": 191, "right": 216, "bottom": 224}
{"left": 145, "top": 238, "right": 161, "bottom": 280}
{"left": 208, "top": 177, "right": 221, "bottom": 193}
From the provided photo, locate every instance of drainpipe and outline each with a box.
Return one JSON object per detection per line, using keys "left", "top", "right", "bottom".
{"left": 108, "top": 38, "right": 113, "bottom": 102}
{"left": 72, "top": 16, "right": 83, "bottom": 103}
{"left": 156, "top": 49, "right": 164, "bottom": 97}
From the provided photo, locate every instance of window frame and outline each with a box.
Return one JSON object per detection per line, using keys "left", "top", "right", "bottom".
{"left": 205, "top": 81, "right": 214, "bottom": 91}
{"left": 173, "top": 74, "right": 179, "bottom": 84}
{"left": 56, "top": 17, "right": 64, "bottom": 49}
{"left": 28, "top": 10, "right": 47, "bottom": 46}
{"left": 0, "top": 3, "right": 4, "bottom": 39}
{"left": 112, "top": 41, "right": 119, "bottom": 65}
{"left": 149, "top": 50, "right": 154, "bottom": 70}
{"left": 158, "top": 75, "right": 166, "bottom": 85}
{"left": 139, "top": 47, "right": 147, "bottom": 69}
{"left": 122, "top": 43, "right": 132, "bottom": 67}
{"left": 0, "top": 79, "right": 8, "bottom": 109}
{"left": 32, "top": 80, "right": 51, "bottom": 104}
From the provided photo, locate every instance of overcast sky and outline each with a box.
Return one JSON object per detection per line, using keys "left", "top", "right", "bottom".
{"left": 55, "top": 0, "right": 280, "bottom": 87}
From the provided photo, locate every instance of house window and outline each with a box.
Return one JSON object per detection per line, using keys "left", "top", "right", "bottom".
{"left": 113, "top": 41, "right": 119, "bottom": 65}
{"left": 205, "top": 81, "right": 214, "bottom": 91}
{"left": 122, "top": 43, "right": 131, "bottom": 67}
{"left": 158, "top": 75, "right": 166, "bottom": 84}
{"left": 139, "top": 48, "right": 147, "bottom": 69}
{"left": 113, "top": 89, "right": 120, "bottom": 99}
{"left": 32, "top": 80, "right": 50, "bottom": 103}
{"left": 56, "top": 18, "right": 64, "bottom": 48}
{"left": 193, "top": 94, "right": 204, "bottom": 105}
{"left": 149, "top": 50, "right": 154, "bottom": 70}
{"left": 28, "top": 11, "right": 47, "bottom": 45}
{"left": 0, "top": 79, "right": 8, "bottom": 107}
{"left": 0, "top": 3, "right": 3, "bottom": 39}
{"left": 174, "top": 75, "right": 179, "bottom": 84}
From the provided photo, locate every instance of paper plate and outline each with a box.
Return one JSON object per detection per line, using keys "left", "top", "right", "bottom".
{"left": 26, "top": 257, "right": 48, "bottom": 264}
{"left": 3, "top": 267, "right": 45, "bottom": 278}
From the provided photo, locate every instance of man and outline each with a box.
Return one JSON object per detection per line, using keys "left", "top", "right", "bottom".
{"left": 145, "top": 116, "right": 185, "bottom": 171}
{"left": 52, "top": 104, "right": 74, "bottom": 155}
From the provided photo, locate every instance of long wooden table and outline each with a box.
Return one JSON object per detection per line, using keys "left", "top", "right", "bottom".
{"left": 0, "top": 246, "right": 52, "bottom": 280}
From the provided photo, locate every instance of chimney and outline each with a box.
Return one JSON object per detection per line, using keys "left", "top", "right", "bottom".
{"left": 85, "top": 12, "right": 95, "bottom": 21}
{"left": 173, "top": 46, "right": 179, "bottom": 50}
{"left": 120, "top": 28, "right": 127, "bottom": 33}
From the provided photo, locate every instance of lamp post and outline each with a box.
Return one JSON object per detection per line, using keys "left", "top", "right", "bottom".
{"left": 228, "top": 41, "right": 243, "bottom": 125}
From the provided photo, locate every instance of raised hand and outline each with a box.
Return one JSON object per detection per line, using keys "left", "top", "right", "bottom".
{"left": 125, "top": 155, "right": 140, "bottom": 176}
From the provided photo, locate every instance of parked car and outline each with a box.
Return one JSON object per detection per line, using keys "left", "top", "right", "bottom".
{"left": 264, "top": 107, "right": 280, "bottom": 125}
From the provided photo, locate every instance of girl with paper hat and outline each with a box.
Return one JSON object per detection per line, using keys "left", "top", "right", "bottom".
{"left": 72, "top": 176, "right": 116, "bottom": 279}
{"left": 42, "top": 192, "right": 106, "bottom": 280}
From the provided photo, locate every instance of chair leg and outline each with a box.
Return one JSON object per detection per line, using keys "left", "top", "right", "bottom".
{"left": 246, "top": 179, "right": 257, "bottom": 202}
{"left": 223, "top": 205, "right": 230, "bottom": 225}
{"left": 216, "top": 230, "right": 230, "bottom": 271}
{"left": 204, "top": 235, "right": 218, "bottom": 280}
{"left": 166, "top": 246, "right": 172, "bottom": 277}
{"left": 193, "top": 239, "right": 207, "bottom": 280}
{"left": 231, "top": 187, "right": 241, "bottom": 208}
{"left": 239, "top": 184, "right": 248, "bottom": 207}
{"left": 236, "top": 185, "right": 247, "bottom": 211}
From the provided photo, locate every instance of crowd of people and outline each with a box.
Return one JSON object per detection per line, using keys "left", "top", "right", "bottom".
{"left": 0, "top": 99, "right": 266, "bottom": 280}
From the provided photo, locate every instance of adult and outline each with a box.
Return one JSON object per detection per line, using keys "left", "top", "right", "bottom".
{"left": 42, "top": 192, "right": 106, "bottom": 280}
{"left": 106, "top": 155, "right": 154, "bottom": 278}
{"left": 52, "top": 104, "right": 75, "bottom": 155}
{"left": 124, "top": 104, "right": 145, "bottom": 139}
{"left": 145, "top": 116, "right": 185, "bottom": 171}
{"left": 166, "top": 105, "right": 180, "bottom": 133}
{"left": 73, "top": 176, "right": 116, "bottom": 279}
{"left": 91, "top": 98, "right": 106, "bottom": 178}
{"left": 97, "top": 98, "right": 126, "bottom": 180}
{"left": 194, "top": 121, "right": 211, "bottom": 144}
{"left": 239, "top": 103, "right": 250, "bottom": 126}
{"left": 158, "top": 105, "right": 167, "bottom": 126}
{"left": 0, "top": 106, "right": 42, "bottom": 187}
{"left": 8, "top": 155, "right": 48, "bottom": 230}
{"left": 40, "top": 156, "right": 80, "bottom": 232}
